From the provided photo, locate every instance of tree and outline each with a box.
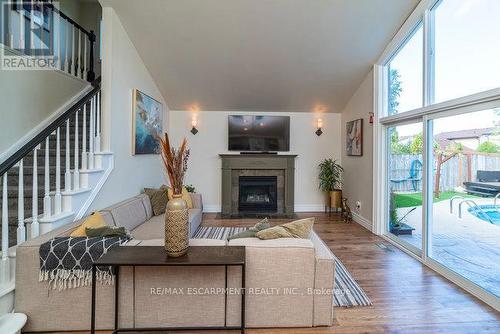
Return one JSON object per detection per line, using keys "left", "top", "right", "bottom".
{"left": 476, "top": 141, "right": 500, "bottom": 153}
{"left": 390, "top": 128, "right": 411, "bottom": 154}
{"left": 434, "top": 144, "right": 462, "bottom": 198}
{"left": 410, "top": 133, "right": 423, "bottom": 154}
{"left": 389, "top": 69, "right": 402, "bottom": 115}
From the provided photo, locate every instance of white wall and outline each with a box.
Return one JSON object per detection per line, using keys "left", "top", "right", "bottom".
{"left": 341, "top": 70, "right": 374, "bottom": 230}
{"left": 88, "top": 7, "right": 168, "bottom": 211}
{"left": 168, "top": 111, "right": 342, "bottom": 212}
{"left": 0, "top": 46, "right": 89, "bottom": 155}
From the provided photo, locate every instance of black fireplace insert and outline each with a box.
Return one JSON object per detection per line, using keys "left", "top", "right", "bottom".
{"left": 238, "top": 176, "right": 278, "bottom": 213}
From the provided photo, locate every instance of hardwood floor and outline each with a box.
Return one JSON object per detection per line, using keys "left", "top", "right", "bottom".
{"left": 51, "top": 213, "right": 500, "bottom": 334}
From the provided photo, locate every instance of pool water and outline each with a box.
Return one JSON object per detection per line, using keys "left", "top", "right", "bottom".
{"left": 468, "top": 205, "right": 500, "bottom": 225}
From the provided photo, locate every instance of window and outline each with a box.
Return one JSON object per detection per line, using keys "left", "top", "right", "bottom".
{"left": 387, "top": 122, "right": 423, "bottom": 252}
{"left": 387, "top": 25, "right": 423, "bottom": 115}
{"left": 429, "top": 108, "right": 500, "bottom": 297}
{"left": 377, "top": 0, "right": 500, "bottom": 307}
{"left": 434, "top": 0, "right": 500, "bottom": 102}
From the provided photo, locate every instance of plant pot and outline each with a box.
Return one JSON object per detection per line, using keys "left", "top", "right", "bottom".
{"left": 328, "top": 190, "right": 342, "bottom": 209}
{"left": 165, "top": 194, "right": 189, "bottom": 257}
{"left": 389, "top": 222, "right": 415, "bottom": 235}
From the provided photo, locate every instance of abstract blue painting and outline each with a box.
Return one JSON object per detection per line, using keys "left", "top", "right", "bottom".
{"left": 132, "top": 89, "right": 163, "bottom": 155}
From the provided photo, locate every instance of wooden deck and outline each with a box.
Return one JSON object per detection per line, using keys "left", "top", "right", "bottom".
{"left": 49, "top": 213, "right": 500, "bottom": 334}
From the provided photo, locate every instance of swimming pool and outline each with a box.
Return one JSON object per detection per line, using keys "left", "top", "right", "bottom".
{"left": 468, "top": 205, "right": 500, "bottom": 225}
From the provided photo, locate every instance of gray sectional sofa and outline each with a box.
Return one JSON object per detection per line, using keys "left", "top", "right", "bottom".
{"left": 15, "top": 193, "right": 335, "bottom": 332}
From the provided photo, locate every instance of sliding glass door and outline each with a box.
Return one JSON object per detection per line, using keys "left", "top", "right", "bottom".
{"left": 428, "top": 109, "right": 500, "bottom": 298}
{"left": 376, "top": 0, "right": 500, "bottom": 307}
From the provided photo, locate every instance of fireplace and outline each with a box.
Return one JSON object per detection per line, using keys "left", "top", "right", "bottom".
{"left": 238, "top": 176, "right": 278, "bottom": 213}
{"left": 220, "top": 154, "right": 296, "bottom": 217}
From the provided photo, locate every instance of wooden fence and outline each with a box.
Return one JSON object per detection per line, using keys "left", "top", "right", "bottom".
{"left": 389, "top": 152, "right": 500, "bottom": 193}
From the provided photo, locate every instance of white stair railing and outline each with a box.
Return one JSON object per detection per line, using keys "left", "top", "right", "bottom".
{"left": 1, "top": 85, "right": 101, "bottom": 291}
{"left": 82, "top": 104, "right": 87, "bottom": 170}
{"left": 1, "top": 174, "right": 9, "bottom": 284}
{"left": 95, "top": 92, "right": 101, "bottom": 153}
{"left": 43, "top": 137, "right": 51, "bottom": 218}
{"left": 31, "top": 146, "right": 39, "bottom": 238}
{"left": 73, "top": 111, "right": 80, "bottom": 190}
{"left": 2, "top": 1, "right": 96, "bottom": 82}
{"left": 54, "top": 128, "right": 62, "bottom": 215}
{"left": 17, "top": 160, "right": 25, "bottom": 244}
{"left": 65, "top": 120, "right": 71, "bottom": 193}
{"left": 89, "top": 96, "right": 95, "bottom": 169}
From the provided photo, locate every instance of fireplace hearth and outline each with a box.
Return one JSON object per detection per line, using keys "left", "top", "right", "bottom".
{"left": 239, "top": 176, "right": 278, "bottom": 213}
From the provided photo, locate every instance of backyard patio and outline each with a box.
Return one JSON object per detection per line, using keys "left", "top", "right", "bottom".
{"left": 393, "top": 196, "right": 500, "bottom": 298}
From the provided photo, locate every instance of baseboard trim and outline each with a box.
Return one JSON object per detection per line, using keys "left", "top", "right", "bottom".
{"left": 294, "top": 205, "right": 325, "bottom": 212}
{"left": 203, "top": 205, "right": 221, "bottom": 213}
{"left": 203, "top": 204, "right": 329, "bottom": 214}
{"left": 352, "top": 212, "right": 373, "bottom": 232}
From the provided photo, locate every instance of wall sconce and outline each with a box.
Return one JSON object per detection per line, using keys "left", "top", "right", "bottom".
{"left": 315, "top": 118, "right": 323, "bottom": 136}
{"left": 190, "top": 115, "right": 199, "bottom": 135}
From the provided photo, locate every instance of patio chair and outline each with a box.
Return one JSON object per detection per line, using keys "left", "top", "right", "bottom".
{"left": 390, "top": 159, "right": 423, "bottom": 191}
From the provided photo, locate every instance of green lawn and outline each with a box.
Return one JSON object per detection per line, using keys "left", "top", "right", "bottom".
{"left": 393, "top": 191, "right": 479, "bottom": 208}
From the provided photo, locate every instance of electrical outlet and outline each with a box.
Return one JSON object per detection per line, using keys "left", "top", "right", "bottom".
{"left": 355, "top": 201, "right": 361, "bottom": 212}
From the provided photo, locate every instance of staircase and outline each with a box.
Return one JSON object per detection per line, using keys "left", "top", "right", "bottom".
{"left": 1, "top": 95, "right": 102, "bottom": 246}
{"left": 0, "top": 0, "right": 110, "bottom": 316}
{"left": 0, "top": 82, "right": 113, "bottom": 313}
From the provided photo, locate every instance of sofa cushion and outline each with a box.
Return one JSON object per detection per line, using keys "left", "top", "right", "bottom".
{"left": 130, "top": 208, "right": 203, "bottom": 240}
{"left": 105, "top": 196, "right": 148, "bottom": 231}
{"left": 228, "top": 237, "right": 314, "bottom": 248}
{"left": 226, "top": 236, "right": 315, "bottom": 328}
{"left": 136, "top": 194, "right": 153, "bottom": 220}
{"left": 130, "top": 214, "right": 164, "bottom": 240}
{"left": 188, "top": 208, "right": 202, "bottom": 237}
{"left": 189, "top": 193, "right": 203, "bottom": 210}
{"left": 99, "top": 211, "right": 116, "bottom": 227}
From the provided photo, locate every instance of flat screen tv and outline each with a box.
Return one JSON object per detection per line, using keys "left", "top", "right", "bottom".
{"left": 228, "top": 115, "right": 290, "bottom": 152}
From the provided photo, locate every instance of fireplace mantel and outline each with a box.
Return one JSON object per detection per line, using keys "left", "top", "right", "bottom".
{"left": 219, "top": 154, "right": 297, "bottom": 217}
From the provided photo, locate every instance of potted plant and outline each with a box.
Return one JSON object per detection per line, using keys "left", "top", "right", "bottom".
{"left": 159, "top": 133, "right": 190, "bottom": 257}
{"left": 318, "top": 159, "right": 343, "bottom": 209}
{"left": 389, "top": 191, "right": 416, "bottom": 235}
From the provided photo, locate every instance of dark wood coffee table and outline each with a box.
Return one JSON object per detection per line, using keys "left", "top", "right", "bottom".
{"left": 91, "top": 246, "right": 246, "bottom": 334}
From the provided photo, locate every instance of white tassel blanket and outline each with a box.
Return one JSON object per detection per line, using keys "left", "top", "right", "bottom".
{"left": 39, "top": 236, "right": 130, "bottom": 290}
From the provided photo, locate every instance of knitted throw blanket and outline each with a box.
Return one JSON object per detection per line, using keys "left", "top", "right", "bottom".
{"left": 39, "top": 236, "right": 130, "bottom": 290}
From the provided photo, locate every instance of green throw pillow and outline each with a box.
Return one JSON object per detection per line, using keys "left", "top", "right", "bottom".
{"left": 85, "top": 226, "right": 128, "bottom": 237}
{"left": 144, "top": 185, "right": 169, "bottom": 216}
{"left": 256, "top": 217, "right": 314, "bottom": 240}
{"left": 228, "top": 218, "right": 271, "bottom": 240}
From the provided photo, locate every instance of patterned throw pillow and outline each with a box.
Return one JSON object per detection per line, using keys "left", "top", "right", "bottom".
{"left": 256, "top": 217, "right": 314, "bottom": 240}
{"left": 144, "top": 185, "right": 169, "bottom": 216}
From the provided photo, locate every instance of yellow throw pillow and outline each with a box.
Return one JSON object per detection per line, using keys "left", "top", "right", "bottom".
{"left": 70, "top": 212, "right": 108, "bottom": 237}
{"left": 167, "top": 187, "right": 193, "bottom": 209}
{"left": 256, "top": 217, "right": 314, "bottom": 240}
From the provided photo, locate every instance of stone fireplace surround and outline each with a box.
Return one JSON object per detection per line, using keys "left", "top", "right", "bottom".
{"left": 220, "top": 154, "right": 297, "bottom": 217}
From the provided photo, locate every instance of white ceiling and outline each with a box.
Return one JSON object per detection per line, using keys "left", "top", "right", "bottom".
{"left": 101, "top": 0, "right": 419, "bottom": 112}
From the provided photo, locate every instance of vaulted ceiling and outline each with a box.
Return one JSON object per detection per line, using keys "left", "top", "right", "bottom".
{"left": 100, "top": 0, "right": 419, "bottom": 112}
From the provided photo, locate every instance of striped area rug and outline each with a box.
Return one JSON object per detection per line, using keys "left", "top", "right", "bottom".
{"left": 192, "top": 226, "right": 372, "bottom": 307}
